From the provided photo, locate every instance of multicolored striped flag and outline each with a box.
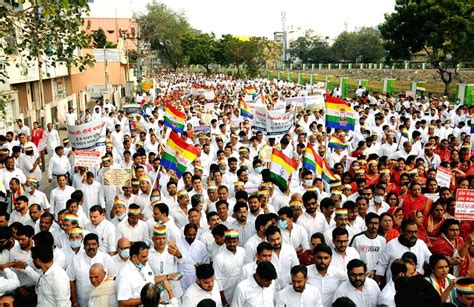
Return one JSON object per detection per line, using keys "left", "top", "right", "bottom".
{"left": 303, "top": 143, "right": 323, "bottom": 176}
{"left": 240, "top": 97, "right": 253, "bottom": 119}
{"left": 471, "top": 113, "right": 474, "bottom": 134}
{"left": 325, "top": 95, "right": 356, "bottom": 131}
{"left": 269, "top": 148, "right": 298, "bottom": 192}
{"left": 160, "top": 131, "right": 199, "bottom": 178}
{"left": 328, "top": 135, "right": 349, "bottom": 150}
{"left": 164, "top": 102, "right": 186, "bottom": 133}
{"left": 322, "top": 159, "right": 337, "bottom": 183}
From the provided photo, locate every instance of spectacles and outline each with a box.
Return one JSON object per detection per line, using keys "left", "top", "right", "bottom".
{"left": 447, "top": 228, "right": 459, "bottom": 232}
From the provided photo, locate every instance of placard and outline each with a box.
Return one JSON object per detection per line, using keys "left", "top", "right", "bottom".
{"left": 266, "top": 109, "right": 293, "bottom": 137}
{"left": 104, "top": 168, "right": 131, "bottom": 186}
{"left": 74, "top": 150, "right": 101, "bottom": 168}
{"left": 455, "top": 189, "right": 474, "bottom": 220}
{"left": 259, "top": 145, "right": 273, "bottom": 163}
{"left": 67, "top": 119, "right": 107, "bottom": 150}
{"left": 38, "top": 137, "right": 47, "bottom": 152}
{"left": 436, "top": 166, "right": 452, "bottom": 188}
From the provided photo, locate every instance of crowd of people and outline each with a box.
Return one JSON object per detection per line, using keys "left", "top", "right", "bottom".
{"left": 0, "top": 72, "right": 472, "bottom": 307}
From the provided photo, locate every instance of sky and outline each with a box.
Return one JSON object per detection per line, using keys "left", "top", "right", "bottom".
{"left": 89, "top": 0, "right": 396, "bottom": 39}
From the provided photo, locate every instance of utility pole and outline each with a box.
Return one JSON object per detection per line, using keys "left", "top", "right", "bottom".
{"left": 281, "top": 11, "right": 287, "bottom": 63}
{"left": 136, "top": 22, "right": 142, "bottom": 94}
{"left": 103, "top": 46, "right": 108, "bottom": 91}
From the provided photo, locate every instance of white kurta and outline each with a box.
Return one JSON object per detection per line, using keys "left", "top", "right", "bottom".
{"left": 213, "top": 246, "right": 245, "bottom": 303}
{"left": 66, "top": 251, "right": 118, "bottom": 307}
{"left": 307, "top": 265, "right": 347, "bottom": 307}
{"left": 148, "top": 247, "right": 185, "bottom": 298}
{"left": 182, "top": 282, "right": 223, "bottom": 307}
{"left": 85, "top": 219, "right": 117, "bottom": 254}
{"left": 115, "top": 219, "right": 149, "bottom": 243}
{"left": 332, "top": 278, "right": 380, "bottom": 307}
{"left": 232, "top": 276, "right": 275, "bottom": 307}
{"left": 36, "top": 263, "right": 71, "bottom": 307}
{"left": 276, "top": 284, "right": 323, "bottom": 307}
{"left": 116, "top": 261, "right": 155, "bottom": 301}
{"left": 176, "top": 238, "right": 210, "bottom": 291}
{"left": 271, "top": 243, "right": 299, "bottom": 290}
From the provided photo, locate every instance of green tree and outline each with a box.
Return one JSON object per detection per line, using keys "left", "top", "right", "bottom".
{"left": 0, "top": 0, "right": 94, "bottom": 82}
{"left": 242, "top": 37, "right": 281, "bottom": 77}
{"left": 138, "top": 1, "right": 193, "bottom": 70}
{"left": 331, "top": 27, "right": 384, "bottom": 63}
{"left": 380, "top": 0, "right": 474, "bottom": 95}
{"left": 92, "top": 28, "right": 107, "bottom": 48}
{"left": 214, "top": 34, "right": 245, "bottom": 67}
{"left": 181, "top": 32, "right": 216, "bottom": 73}
{"left": 289, "top": 30, "right": 333, "bottom": 63}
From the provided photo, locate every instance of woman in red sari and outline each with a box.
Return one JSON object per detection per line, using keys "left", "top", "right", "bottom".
{"left": 378, "top": 212, "right": 400, "bottom": 242}
{"left": 401, "top": 182, "right": 433, "bottom": 219}
{"left": 424, "top": 202, "right": 446, "bottom": 242}
{"left": 408, "top": 210, "right": 430, "bottom": 246}
{"left": 431, "top": 219, "right": 470, "bottom": 276}
{"left": 31, "top": 121, "right": 44, "bottom": 148}
{"left": 365, "top": 160, "right": 379, "bottom": 187}
{"left": 388, "top": 206, "right": 403, "bottom": 231}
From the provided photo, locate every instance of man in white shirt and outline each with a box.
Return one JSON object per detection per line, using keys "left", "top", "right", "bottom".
{"left": 0, "top": 156, "right": 26, "bottom": 191}
{"left": 276, "top": 265, "right": 323, "bottom": 307}
{"left": 85, "top": 205, "right": 116, "bottom": 255}
{"left": 307, "top": 243, "right": 347, "bottom": 307}
{"left": 88, "top": 263, "right": 117, "bottom": 307}
{"left": 64, "top": 107, "right": 77, "bottom": 126}
{"left": 47, "top": 146, "right": 71, "bottom": 183}
{"left": 265, "top": 225, "right": 299, "bottom": 290}
{"left": 331, "top": 227, "right": 361, "bottom": 272}
{"left": 115, "top": 204, "right": 149, "bottom": 243}
{"left": 232, "top": 261, "right": 277, "bottom": 307}
{"left": 213, "top": 229, "right": 245, "bottom": 305}
{"left": 26, "top": 177, "right": 50, "bottom": 212}
{"left": 49, "top": 175, "right": 75, "bottom": 217}
{"left": 32, "top": 244, "right": 71, "bottom": 307}
{"left": 182, "top": 263, "right": 223, "bottom": 307}
{"left": 377, "top": 259, "right": 407, "bottom": 307}
{"left": 147, "top": 224, "right": 185, "bottom": 300}
{"left": 67, "top": 233, "right": 117, "bottom": 307}
{"left": 375, "top": 220, "right": 432, "bottom": 282}
{"left": 44, "top": 123, "right": 60, "bottom": 156}
{"left": 297, "top": 191, "right": 324, "bottom": 241}
{"left": 9, "top": 195, "right": 32, "bottom": 226}
{"left": 278, "top": 206, "right": 309, "bottom": 253}
{"left": 80, "top": 172, "right": 105, "bottom": 216}
{"left": 323, "top": 208, "right": 356, "bottom": 248}
{"left": 332, "top": 259, "right": 380, "bottom": 307}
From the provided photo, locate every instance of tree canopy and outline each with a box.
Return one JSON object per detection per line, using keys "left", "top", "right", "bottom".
{"left": 0, "top": 0, "right": 94, "bottom": 83}
{"left": 137, "top": 1, "right": 193, "bottom": 70}
{"left": 289, "top": 30, "right": 332, "bottom": 63}
{"left": 380, "top": 0, "right": 474, "bottom": 95}
{"left": 331, "top": 27, "right": 384, "bottom": 63}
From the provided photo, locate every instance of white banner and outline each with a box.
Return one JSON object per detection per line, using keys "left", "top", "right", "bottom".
{"left": 266, "top": 109, "right": 293, "bottom": 137}
{"left": 74, "top": 150, "right": 101, "bottom": 168}
{"left": 67, "top": 119, "right": 107, "bottom": 150}
{"left": 38, "top": 137, "right": 47, "bottom": 152}
{"left": 436, "top": 166, "right": 452, "bottom": 188}
{"left": 251, "top": 106, "right": 267, "bottom": 132}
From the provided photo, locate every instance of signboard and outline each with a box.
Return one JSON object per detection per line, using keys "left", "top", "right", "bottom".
{"left": 67, "top": 119, "right": 107, "bottom": 150}
{"left": 259, "top": 145, "right": 273, "bottom": 163}
{"left": 38, "top": 137, "right": 47, "bottom": 152}
{"left": 251, "top": 107, "right": 267, "bottom": 132}
{"left": 436, "top": 166, "right": 452, "bottom": 188}
{"left": 74, "top": 150, "right": 101, "bottom": 168}
{"left": 204, "top": 91, "right": 215, "bottom": 100}
{"left": 104, "top": 168, "right": 131, "bottom": 186}
{"left": 266, "top": 109, "right": 293, "bottom": 137}
{"left": 455, "top": 189, "right": 474, "bottom": 220}
{"left": 193, "top": 125, "right": 211, "bottom": 133}
{"left": 93, "top": 49, "right": 121, "bottom": 62}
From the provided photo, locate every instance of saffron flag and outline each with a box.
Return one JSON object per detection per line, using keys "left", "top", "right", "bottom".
{"left": 328, "top": 135, "right": 349, "bottom": 150}
{"left": 322, "top": 159, "right": 337, "bottom": 183}
{"left": 160, "top": 131, "right": 199, "bottom": 178}
{"left": 164, "top": 102, "right": 186, "bottom": 133}
{"left": 240, "top": 97, "right": 253, "bottom": 119}
{"left": 303, "top": 143, "right": 323, "bottom": 176}
{"left": 325, "top": 95, "right": 356, "bottom": 131}
{"left": 269, "top": 148, "right": 298, "bottom": 192}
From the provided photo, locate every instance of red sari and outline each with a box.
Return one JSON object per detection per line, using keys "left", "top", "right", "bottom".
{"left": 365, "top": 173, "right": 379, "bottom": 187}
{"left": 431, "top": 234, "right": 464, "bottom": 258}
{"left": 385, "top": 228, "right": 400, "bottom": 242}
{"left": 31, "top": 128, "right": 44, "bottom": 147}
{"left": 402, "top": 194, "right": 431, "bottom": 219}
{"left": 424, "top": 216, "right": 445, "bottom": 242}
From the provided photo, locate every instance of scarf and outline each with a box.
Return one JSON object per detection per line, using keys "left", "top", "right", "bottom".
{"left": 89, "top": 276, "right": 116, "bottom": 306}
{"left": 429, "top": 275, "right": 456, "bottom": 302}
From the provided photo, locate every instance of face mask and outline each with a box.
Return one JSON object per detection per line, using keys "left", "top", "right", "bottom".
{"left": 136, "top": 262, "right": 145, "bottom": 270}
{"left": 353, "top": 166, "right": 360, "bottom": 170}
{"left": 25, "top": 150, "right": 34, "bottom": 155}
{"left": 278, "top": 219, "right": 288, "bottom": 230}
{"left": 304, "top": 180, "right": 313, "bottom": 186}
{"left": 120, "top": 248, "right": 130, "bottom": 258}
{"left": 116, "top": 213, "right": 126, "bottom": 220}
{"left": 150, "top": 196, "right": 160, "bottom": 202}
{"left": 374, "top": 196, "right": 383, "bottom": 203}
{"left": 255, "top": 167, "right": 263, "bottom": 174}
{"left": 69, "top": 240, "right": 82, "bottom": 249}
{"left": 25, "top": 186, "right": 31, "bottom": 194}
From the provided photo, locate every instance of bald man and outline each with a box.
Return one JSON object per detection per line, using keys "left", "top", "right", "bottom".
{"left": 88, "top": 263, "right": 117, "bottom": 307}
{"left": 112, "top": 238, "right": 131, "bottom": 268}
